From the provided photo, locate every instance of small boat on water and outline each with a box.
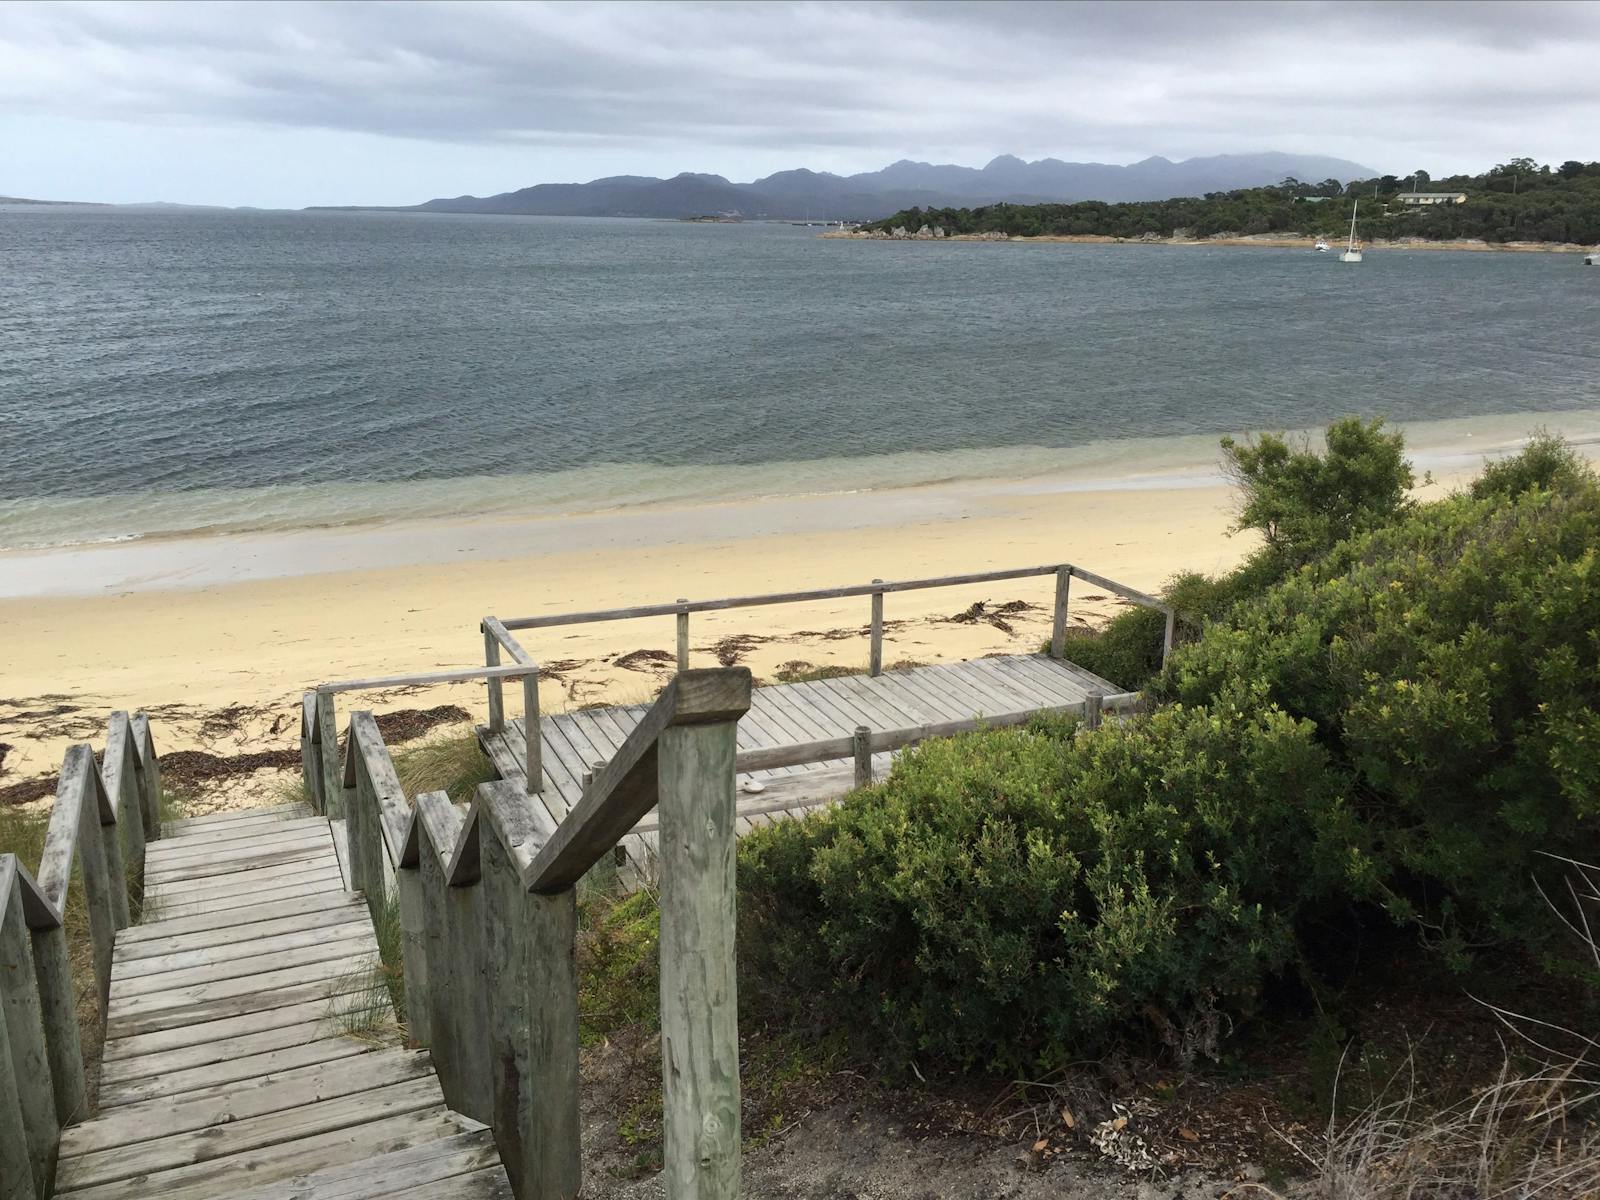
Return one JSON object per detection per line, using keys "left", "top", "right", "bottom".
{"left": 1314, "top": 238, "right": 1330, "bottom": 253}
{"left": 1587, "top": 248, "right": 1597, "bottom": 266}
{"left": 1340, "top": 201, "right": 1363, "bottom": 263}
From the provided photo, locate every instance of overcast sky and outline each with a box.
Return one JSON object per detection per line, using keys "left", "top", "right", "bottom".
{"left": 2, "top": 0, "right": 1596, "bottom": 208}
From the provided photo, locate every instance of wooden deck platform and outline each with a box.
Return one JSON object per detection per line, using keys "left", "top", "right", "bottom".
{"left": 54, "top": 803, "right": 511, "bottom": 1200}
{"left": 478, "top": 653, "right": 1117, "bottom": 843}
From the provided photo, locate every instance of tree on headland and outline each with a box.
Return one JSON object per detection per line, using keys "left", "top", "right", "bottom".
{"left": 866, "top": 157, "right": 1600, "bottom": 244}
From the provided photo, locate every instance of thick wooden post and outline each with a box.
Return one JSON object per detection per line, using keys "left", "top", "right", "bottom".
{"left": 1084, "top": 691, "right": 1103, "bottom": 731}
{"left": 676, "top": 600, "right": 690, "bottom": 672}
{"left": 131, "top": 713, "right": 162, "bottom": 839}
{"left": 522, "top": 886, "right": 579, "bottom": 1199}
{"left": 523, "top": 671, "right": 542, "bottom": 790}
{"left": 104, "top": 715, "right": 146, "bottom": 909}
{"left": 434, "top": 809, "right": 493, "bottom": 1125}
{"left": 414, "top": 795, "right": 461, "bottom": 1078}
{"left": 869, "top": 580, "right": 884, "bottom": 676}
{"left": 485, "top": 627, "right": 506, "bottom": 733}
{"left": 317, "top": 691, "right": 342, "bottom": 818}
{"left": 477, "top": 783, "right": 580, "bottom": 1200}
{"left": 657, "top": 717, "right": 741, "bottom": 1200}
{"left": 852, "top": 725, "right": 873, "bottom": 789}
{"left": 1050, "top": 566, "right": 1071, "bottom": 659}
{"left": 28, "top": 917, "right": 86, "bottom": 1129}
{"left": 0, "top": 860, "right": 56, "bottom": 1197}
{"left": 0, "top": 963, "right": 34, "bottom": 1200}
{"left": 92, "top": 762, "right": 130, "bottom": 932}
{"left": 72, "top": 763, "right": 117, "bottom": 1012}
{"left": 1161, "top": 608, "right": 1176, "bottom": 671}
{"left": 393, "top": 865, "right": 431, "bottom": 1048}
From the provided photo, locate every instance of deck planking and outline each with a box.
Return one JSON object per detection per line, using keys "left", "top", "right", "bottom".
{"left": 55, "top": 804, "right": 511, "bottom": 1199}
{"left": 478, "top": 652, "right": 1116, "bottom": 872}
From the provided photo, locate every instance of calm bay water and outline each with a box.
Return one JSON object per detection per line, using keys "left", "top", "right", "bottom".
{"left": 2, "top": 208, "right": 1598, "bottom": 549}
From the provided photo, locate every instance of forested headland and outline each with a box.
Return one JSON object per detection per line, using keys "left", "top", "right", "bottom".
{"left": 864, "top": 158, "right": 1600, "bottom": 245}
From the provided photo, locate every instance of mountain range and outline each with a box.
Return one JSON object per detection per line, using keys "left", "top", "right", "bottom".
{"left": 387, "top": 152, "right": 1378, "bottom": 221}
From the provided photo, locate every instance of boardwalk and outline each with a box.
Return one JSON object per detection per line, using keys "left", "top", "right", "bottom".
{"left": 478, "top": 652, "right": 1118, "bottom": 836}
{"left": 52, "top": 803, "right": 511, "bottom": 1200}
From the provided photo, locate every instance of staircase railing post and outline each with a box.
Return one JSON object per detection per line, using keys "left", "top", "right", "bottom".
{"left": 853, "top": 725, "right": 873, "bottom": 788}
{"left": 1050, "top": 565, "right": 1071, "bottom": 659}
{"left": 656, "top": 707, "right": 742, "bottom": 1200}
{"left": 0, "top": 860, "right": 56, "bottom": 1198}
{"left": 523, "top": 669, "right": 542, "bottom": 789}
{"left": 317, "top": 691, "right": 342, "bottom": 818}
{"left": 484, "top": 625, "right": 506, "bottom": 733}
{"left": 675, "top": 599, "right": 690, "bottom": 672}
{"left": 869, "top": 580, "right": 884, "bottom": 676}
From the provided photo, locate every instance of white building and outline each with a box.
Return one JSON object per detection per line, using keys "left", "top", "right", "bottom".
{"left": 1396, "top": 191, "right": 1468, "bottom": 206}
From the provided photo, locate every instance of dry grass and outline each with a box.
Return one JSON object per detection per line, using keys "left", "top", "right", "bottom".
{"left": 1272, "top": 856, "right": 1600, "bottom": 1200}
{"left": 391, "top": 733, "right": 496, "bottom": 804}
{"left": 1, "top": 786, "right": 190, "bottom": 1115}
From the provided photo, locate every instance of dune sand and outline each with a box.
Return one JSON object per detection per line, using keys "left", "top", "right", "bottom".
{"left": 1, "top": 465, "right": 1274, "bottom": 812}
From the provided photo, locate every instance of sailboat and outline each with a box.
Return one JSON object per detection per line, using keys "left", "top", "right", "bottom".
{"left": 1340, "top": 201, "right": 1363, "bottom": 263}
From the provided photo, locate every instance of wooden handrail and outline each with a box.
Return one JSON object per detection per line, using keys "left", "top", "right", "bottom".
{"left": 524, "top": 668, "right": 753, "bottom": 895}
{"left": 1, "top": 714, "right": 161, "bottom": 1200}
{"left": 497, "top": 563, "right": 1169, "bottom": 627}
{"left": 327, "top": 669, "right": 755, "bottom": 1200}
{"left": 492, "top": 560, "right": 1179, "bottom": 679}
{"left": 731, "top": 689, "right": 1141, "bottom": 774}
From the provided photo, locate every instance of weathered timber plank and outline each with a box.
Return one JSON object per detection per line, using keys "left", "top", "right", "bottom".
{"left": 114, "top": 892, "right": 366, "bottom": 946}
{"left": 389, "top": 1166, "right": 516, "bottom": 1199}
{"left": 99, "top": 1017, "right": 356, "bottom": 1086}
{"left": 161, "top": 804, "right": 312, "bottom": 835}
{"left": 54, "top": 1074, "right": 447, "bottom": 1191}
{"left": 145, "top": 823, "right": 331, "bottom": 864}
{"left": 145, "top": 860, "right": 343, "bottom": 903}
{"left": 145, "top": 843, "right": 334, "bottom": 886}
{"left": 110, "top": 929, "right": 375, "bottom": 998}
{"left": 62, "top": 1050, "right": 436, "bottom": 1157}
{"left": 149, "top": 875, "right": 349, "bottom": 918}
{"left": 54, "top": 1106, "right": 468, "bottom": 1200}
{"left": 98, "top": 1033, "right": 378, "bottom": 1109}
{"left": 103, "top": 964, "right": 374, "bottom": 1043}
{"left": 107, "top": 954, "right": 374, "bottom": 1029}
{"left": 224, "top": 1127, "right": 504, "bottom": 1200}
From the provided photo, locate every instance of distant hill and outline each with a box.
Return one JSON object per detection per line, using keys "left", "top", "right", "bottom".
{"left": 321, "top": 152, "right": 1379, "bottom": 221}
{"left": 0, "top": 195, "right": 107, "bottom": 206}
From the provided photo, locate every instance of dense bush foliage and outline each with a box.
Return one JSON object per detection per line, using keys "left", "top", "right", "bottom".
{"left": 739, "top": 431, "right": 1600, "bottom": 1072}
{"left": 1221, "top": 417, "right": 1413, "bottom": 568}
{"left": 740, "top": 702, "right": 1341, "bottom": 1070}
{"left": 868, "top": 158, "right": 1600, "bottom": 244}
{"left": 1066, "top": 418, "right": 1409, "bottom": 689}
{"left": 1170, "top": 468, "right": 1600, "bottom": 961}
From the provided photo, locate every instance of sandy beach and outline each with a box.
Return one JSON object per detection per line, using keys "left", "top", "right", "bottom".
{"left": 4, "top": 413, "right": 1595, "bottom": 814}
{"left": 1, "top": 468, "right": 1255, "bottom": 811}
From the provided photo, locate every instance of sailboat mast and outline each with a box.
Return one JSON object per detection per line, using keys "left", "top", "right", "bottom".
{"left": 1348, "top": 200, "right": 1359, "bottom": 250}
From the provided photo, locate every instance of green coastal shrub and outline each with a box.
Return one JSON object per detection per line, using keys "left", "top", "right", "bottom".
{"left": 1065, "top": 418, "right": 1417, "bottom": 692}
{"left": 1469, "top": 430, "right": 1593, "bottom": 501}
{"left": 738, "top": 701, "right": 1343, "bottom": 1072}
{"left": 1170, "top": 470, "right": 1600, "bottom": 962}
{"left": 1222, "top": 416, "right": 1414, "bottom": 569}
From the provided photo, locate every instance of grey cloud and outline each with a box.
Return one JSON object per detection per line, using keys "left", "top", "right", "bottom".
{"left": 2, "top": 0, "right": 1598, "bottom": 176}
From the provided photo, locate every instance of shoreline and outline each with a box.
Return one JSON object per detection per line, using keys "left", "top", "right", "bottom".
{"left": 4, "top": 413, "right": 1598, "bottom": 814}
{"left": 6, "top": 409, "right": 1598, "bottom": 591}
{"left": 1, "top": 472, "right": 1260, "bottom": 811}
{"left": 821, "top": 229, "right": 1598, "bottom": 253}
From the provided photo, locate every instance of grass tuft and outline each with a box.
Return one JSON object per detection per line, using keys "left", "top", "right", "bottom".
{"left": 392, "top": 734, "right": 496, "bottom": 804}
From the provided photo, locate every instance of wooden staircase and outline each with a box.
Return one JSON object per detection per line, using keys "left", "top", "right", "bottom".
{"left": 52, "top": 803, "right": 512, "bottom": 1199}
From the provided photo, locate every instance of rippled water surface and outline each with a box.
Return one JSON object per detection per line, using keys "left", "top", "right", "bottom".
{"left": 3, "top": 208, "right": 1598, "bottom": 546}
